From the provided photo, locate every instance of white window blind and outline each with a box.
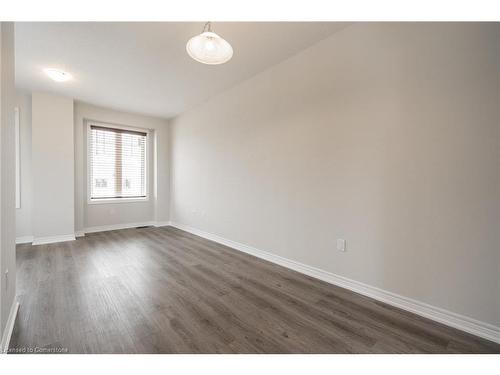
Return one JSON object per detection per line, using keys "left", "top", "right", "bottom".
{"left": 89, "top": 124, "right": 147, "bottom": 200}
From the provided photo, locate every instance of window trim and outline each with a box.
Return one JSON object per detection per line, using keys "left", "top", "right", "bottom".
{"left": 86, "top": 120, "right": 150, "bottom": 205}
{"left": 15, "top": 107, "right": 21, "bottom": 209}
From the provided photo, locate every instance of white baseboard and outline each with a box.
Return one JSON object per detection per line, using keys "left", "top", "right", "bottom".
{"left": 154, "top": 221, "right": 171, "bottom": 228}
{"left": 20, "top": 221, "right": 167, "bottom": 243}
{"left": 1, "top": 300, "right": 19, "bottom": 354}
{"left": 84, "top": 221, "right": 156, "bottom": 234}
{"left": 169, "top": 221, "right": 500, "bottom": 344}
{"left": 32, "top": 234, "right": 76, "bottom": 246}
{"left": 75, "top": 230, "right": 86, "bottom": 238}
{"left": 15, "top": 235, "right": 34, "bottom": 244}
{"left": 82, "top": 221, "right": 169, "bottom": 235}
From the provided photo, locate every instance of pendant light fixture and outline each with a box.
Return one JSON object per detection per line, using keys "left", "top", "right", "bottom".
{"left": 186, "top": 22, "right": 233, "bottom": 65}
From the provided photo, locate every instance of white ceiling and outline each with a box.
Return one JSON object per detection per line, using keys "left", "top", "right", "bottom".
{"left": 15, "top": 22, "right": 348, "bottom": 118}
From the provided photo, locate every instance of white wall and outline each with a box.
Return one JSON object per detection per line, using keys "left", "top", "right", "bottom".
{"left": 32, "top": 92, "right": 75, "bottom": 240}
{"left": 14, "top": 91, "right": 32, "bottom": 239}
{"left": 153, "top": 123, "right": 170, "bottom": 225}
{"left": 170, "top": 23, "right": 500, "bottom": 327}
{"left": 13, "top": 97, "right": 170, "bottom": 241}
{"left": 74, "top": 102, "right": 169, "bottom": 232}
{"left": 0, "top": 22, "right": 16, "bottom": 342}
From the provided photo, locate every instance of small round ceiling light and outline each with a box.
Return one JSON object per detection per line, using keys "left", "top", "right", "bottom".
{"left": 44, "top": 68, "right": 73, "bottom": 82}
{"left": 186, "top": 22, "right": 233, "bottom": 65}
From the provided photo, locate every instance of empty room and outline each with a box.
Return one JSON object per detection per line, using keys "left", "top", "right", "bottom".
{"left": 0, "top": 1, "right": 499, "bottom": 370}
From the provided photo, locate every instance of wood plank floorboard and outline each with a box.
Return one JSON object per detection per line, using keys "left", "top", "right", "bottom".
{"left": 8, "top": 226, "right": 500, "bottom": 353}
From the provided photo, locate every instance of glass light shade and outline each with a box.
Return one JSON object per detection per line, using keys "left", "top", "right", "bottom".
{"left": 186, "top": 31, "right": 233, "bottom": 65}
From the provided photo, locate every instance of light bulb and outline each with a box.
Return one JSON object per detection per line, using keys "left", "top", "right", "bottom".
{"left": 44, "top": 68, "right": 73, "bottom": 82}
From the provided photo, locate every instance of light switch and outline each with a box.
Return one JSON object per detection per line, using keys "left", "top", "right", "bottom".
{"left": 337, "top": 239, "right": 346, "bottom": 252}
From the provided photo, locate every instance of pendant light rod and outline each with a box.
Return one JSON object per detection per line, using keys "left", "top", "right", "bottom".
{"left": 203, "top": 21, "right": 212, "bottom": 33}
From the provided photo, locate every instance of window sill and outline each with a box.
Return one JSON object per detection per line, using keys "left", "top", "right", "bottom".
{"left": 88, "top": 197, "right": 149, "bottom": 205}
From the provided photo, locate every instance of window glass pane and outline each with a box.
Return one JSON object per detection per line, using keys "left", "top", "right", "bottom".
{"left": 120, "top": 132, "right": 146, "bottom": 197}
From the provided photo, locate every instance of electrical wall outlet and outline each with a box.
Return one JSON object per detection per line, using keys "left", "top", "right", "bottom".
{"left": 336, "top": 239, "right": 346, "bottom": 252}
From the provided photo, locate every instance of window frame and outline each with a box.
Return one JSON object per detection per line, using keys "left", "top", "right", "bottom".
{"left": 86, "top": 120, "right": 150, "bottom": 205}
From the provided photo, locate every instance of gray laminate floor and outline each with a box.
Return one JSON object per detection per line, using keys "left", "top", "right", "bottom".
{"left": 9, "top": 226, "right": 500, "bottom": 353}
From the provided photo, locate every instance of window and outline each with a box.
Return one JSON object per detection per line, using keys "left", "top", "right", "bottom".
{"left": 88, "top": 123, "right": 147, "bottom": 202}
